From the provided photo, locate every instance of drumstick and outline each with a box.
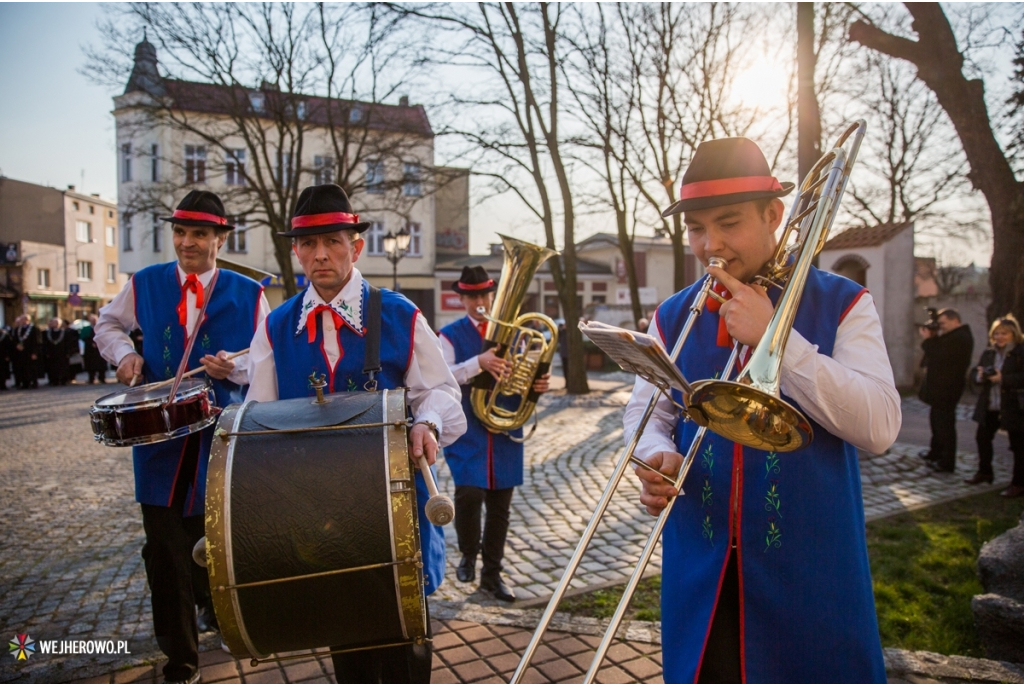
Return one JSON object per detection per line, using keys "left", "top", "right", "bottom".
{"left": 148, "top": 349, "right": 250, "bottom": 390}
{"left": 417, "top": 456, "right": 455, "bottom": 526}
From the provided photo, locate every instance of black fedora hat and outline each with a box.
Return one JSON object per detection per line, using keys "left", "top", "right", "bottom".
{"left": 161, "top": 190, "right": 235, "bottom": 230}
{"left": 279, "top": 184, "right": 372, "bottom": 237}
{"left": 662, "top": 137, "right": 794, "bottom": 217}
{"left": 451, "top": 266, "right": 497, "bottom": 295}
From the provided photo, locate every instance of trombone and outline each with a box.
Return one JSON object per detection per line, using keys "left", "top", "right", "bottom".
{"left": 510, "top": 120, "right": 866, "bottom": 684}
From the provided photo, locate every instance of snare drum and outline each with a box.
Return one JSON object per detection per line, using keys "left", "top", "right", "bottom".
{"left": 90, "top": 378, "right": 218, "bottom": 447}
{"left": 204, "top": 388, "right": 428, "bottom": 660}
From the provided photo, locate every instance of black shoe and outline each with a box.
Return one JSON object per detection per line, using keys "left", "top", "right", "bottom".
{"left": 919, "top": 450, "right": 937, "bottom": 462}
{"left": 964, "top": 472, "right": 994, "bottom": 485}
{"left": 456, "top": 555, "right": 476, "bottom": 583}
{"left": 928, "top": 461, "right": 954, "bottom": 474}
{"left": 196, "top": 604, "right": 219, "bottom": 633}
{"left": 480, "top": 575, "right": 516, "bottom": 603}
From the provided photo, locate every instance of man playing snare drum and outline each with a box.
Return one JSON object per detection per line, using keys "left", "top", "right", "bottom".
{"left": 245, "top": 183, "right": 466, "bottom": 683}
{"left": 96, "top": 190, "right": 270, "bottom": 684}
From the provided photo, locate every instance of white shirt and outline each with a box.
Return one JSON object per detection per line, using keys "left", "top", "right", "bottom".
{"left": 624, "top": 291, "right": 902, "bottom": 458}
{"left": 245, "top": 268, "right": 467, "bottom": 448}
{"left": 439, "top": 315, "right": 485, "bottom": 385}
{"left": 95, "top": 264, "right": 271, "bottom": 386}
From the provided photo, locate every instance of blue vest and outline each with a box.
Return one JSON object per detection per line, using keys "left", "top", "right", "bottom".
{"left": 264, "top": 282, "right": 445, "bottom": 595}
{"left": 132, "top": 262, "right": 264, "bottom": 516}
{"left": 654, "top": 267, "right": 885, "bottom": 683}
{"left": 438, "top": 316, "right": 524, "bottom": 490}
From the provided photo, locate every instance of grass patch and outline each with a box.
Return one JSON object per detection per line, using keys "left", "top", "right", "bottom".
{"left": 557, "top": 491, "right": 1023, "bottom": 656}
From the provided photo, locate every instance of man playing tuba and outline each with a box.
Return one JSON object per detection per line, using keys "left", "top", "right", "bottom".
{"left": 439, "top": 266, "right": 550, "bottom": 602}
{"left": 627, "top": 137, "right": 901, "bottom": 683}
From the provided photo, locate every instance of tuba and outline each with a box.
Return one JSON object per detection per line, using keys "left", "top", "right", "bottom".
{"left": 470, "top": 234, "right": 559, "bottom": 437}
{"left": 510, "top": 121, "right": 867, "bottom": 683}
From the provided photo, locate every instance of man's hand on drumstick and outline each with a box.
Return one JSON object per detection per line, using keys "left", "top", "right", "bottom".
{"left": 410, "top": 422, "right": 439, "bottom": 466}
{"left": 705, "top": 264, "right": 774, "bottom": 348}
{"left": 116, "top": 352, "right": 145, "bottom": 386}
{"left": 201, "top": 350, "right": 235, "bottom": 380}
{"left": 635, "top": 450, "right": 683, "bottom": 516}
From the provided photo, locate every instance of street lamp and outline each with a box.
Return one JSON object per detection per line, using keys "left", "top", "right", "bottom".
{"left": 383, "top": 227, "right": 411, "bottom": 291}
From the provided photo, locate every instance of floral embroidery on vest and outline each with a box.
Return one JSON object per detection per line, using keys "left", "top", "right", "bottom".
{"left": 700, "top": 443, "right": 714, "bottom": 546}
{"left": 201, "top": 333, "right": 212, "bottom": 353}
{"left": 162, "top": 326, "right": 173, "bottom": 378}
{"left": 764, "top": 451, "right": 782, "bottom": 551}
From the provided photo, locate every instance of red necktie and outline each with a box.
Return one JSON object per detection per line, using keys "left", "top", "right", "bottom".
{"left": 476, "top": 321, "right": 487, "bottom": 338}
{"left": 178, "top": 274, "right": 204, "bottom": 327}
{"left": 704, "top": 282, "right": 733, "bottom": 348}
{"left": 307, "top": 305, "right": 345, "bottom": 344}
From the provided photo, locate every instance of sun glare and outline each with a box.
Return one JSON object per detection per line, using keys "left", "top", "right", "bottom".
{"left": 730, "top": 59, "right": 790, "bottom": 115}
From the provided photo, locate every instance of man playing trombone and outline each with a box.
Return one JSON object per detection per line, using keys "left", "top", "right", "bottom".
{"left": 627, "top": 137, "right": 901, "bottom": 683}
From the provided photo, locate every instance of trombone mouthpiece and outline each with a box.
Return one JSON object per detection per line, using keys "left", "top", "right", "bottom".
{"left": 476, "top": 306, "right": 486, "bottom": 315}
{"left": 707, "top": 256, "right": 727, "bottom": 270}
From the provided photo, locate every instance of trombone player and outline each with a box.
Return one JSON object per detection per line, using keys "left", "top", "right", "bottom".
{"left": 627, "top": 138, "right": 901, "bottom": 682}
{"left": 439, "top": 266, "right": 550, "bottom": 602}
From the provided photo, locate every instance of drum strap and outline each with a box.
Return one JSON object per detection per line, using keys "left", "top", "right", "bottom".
{"left": 363, "top": 285, "right": 382, "bottom": 391}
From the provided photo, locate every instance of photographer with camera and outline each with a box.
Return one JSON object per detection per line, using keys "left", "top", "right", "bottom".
{"left": 919, "top": 308, "right": 974, "bottom": 473}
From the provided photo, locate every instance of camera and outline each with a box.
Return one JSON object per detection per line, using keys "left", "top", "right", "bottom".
{"left": 921, "top": 307, "right": 941, "bottom": 332}
{"left": 983, "top": 366, "right": 998, "bottom": 378}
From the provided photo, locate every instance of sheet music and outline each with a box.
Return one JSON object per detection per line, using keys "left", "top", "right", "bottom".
{"left": 580, "top": 321, "right": 690, "bottom": 393}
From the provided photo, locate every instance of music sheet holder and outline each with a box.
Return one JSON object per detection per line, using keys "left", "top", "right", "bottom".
{"left": 579, "top": 321, "right": 688, "bottom": 394}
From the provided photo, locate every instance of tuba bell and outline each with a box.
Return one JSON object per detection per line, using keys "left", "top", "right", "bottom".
{"left": 470, "top": 234, "right": 559, "bottom": 437}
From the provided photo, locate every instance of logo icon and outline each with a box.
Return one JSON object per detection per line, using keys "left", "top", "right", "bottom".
{"left": 9, "top": 634, "right": 35, "bottom": 661}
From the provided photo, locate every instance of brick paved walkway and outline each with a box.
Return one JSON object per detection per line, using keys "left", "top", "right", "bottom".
{"left": 0, "top": 374, "right": 1016, "bottom": 683}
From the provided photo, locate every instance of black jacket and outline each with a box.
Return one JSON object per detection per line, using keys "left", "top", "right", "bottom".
{"left": 1000, "top": 344, "right": 1024, "bottom": 433}
{"left": 920, "top": 324, "right": 974, "bottom": 405}
{"left": 972, "top": 347, "right": 999, "bottom": 422}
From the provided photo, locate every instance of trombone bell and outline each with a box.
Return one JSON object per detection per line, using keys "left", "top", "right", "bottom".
{"left": 687, "top": 380, "right": 812, "bottom": 452}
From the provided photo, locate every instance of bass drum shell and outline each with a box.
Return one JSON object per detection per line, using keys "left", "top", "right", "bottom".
{"left": 205, "top": 389, "right": 426, "bottom": 659}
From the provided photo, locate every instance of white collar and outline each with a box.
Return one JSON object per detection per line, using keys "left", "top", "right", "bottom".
{"left": 297, "top": 268, "right": 365, "bottom": 336}
{"left": 176, "top": 264, "right": 217, "bottom": 287}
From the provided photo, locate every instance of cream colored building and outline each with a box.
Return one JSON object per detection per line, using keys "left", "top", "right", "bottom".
{"left": 113, "top": 38, "right": 452, "bottom": 322}
{"left": 0, "top": 178, "right": 125, "bottom": 325}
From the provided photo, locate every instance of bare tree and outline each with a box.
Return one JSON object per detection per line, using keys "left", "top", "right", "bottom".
{"left": 392, "top": 2, "right": 590, "bottom": 394}
{"left": 850, "top": 3, "right": 1024, "bottom": 322}
{"left": 85, "top": 3, "right": 433, "bottom": 297}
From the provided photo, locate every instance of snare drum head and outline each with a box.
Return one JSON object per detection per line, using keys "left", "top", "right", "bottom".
{"left": 93, "top": 377, "right": 212, "bottom": 407}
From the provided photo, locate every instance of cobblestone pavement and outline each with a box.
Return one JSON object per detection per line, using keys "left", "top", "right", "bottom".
{"left": 0, "top": 375, "right": 1015, "bottom": 683}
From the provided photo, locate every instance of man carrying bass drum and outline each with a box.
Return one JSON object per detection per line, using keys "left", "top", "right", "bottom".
{"left": 244, "top": 183, "right": 466, "bottom": 683}
{"left": 96, "top": 190, "right": 270, "bottom": 684}
{"left": 628, "top": 137, "right": 902, "bottom": 683}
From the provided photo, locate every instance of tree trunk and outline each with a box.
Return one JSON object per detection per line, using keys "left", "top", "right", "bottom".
{"left": 849, "top": 3, "right": 1024, "bottom": 323}
{"left": 797, "top": 2, "right": 821, "bottom": 181}
{"left": 615, "top": 209, "right": 644, "bottom": 327}
{"left": 271, "top": 233, "right": 298, "bottom": 298}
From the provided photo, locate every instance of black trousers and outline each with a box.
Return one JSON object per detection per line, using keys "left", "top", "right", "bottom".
{"left": 139, "top": 434, "right": 211, "bottom": 682}
{"left": 929, "top": 399, "right": 959, "bottom": 470}
{"left": 1010, "top": 430, "right": 1024, "bottom": 487}
{"left": 976, "top": 410, "right": 1001, "bottom": 476}
{"left": 331, "top": 604, "right": 433, "bottom": 683}
{"left": 453, "top": 485, "right": 514, "bottom": 579}
{"left": 697, "top": 549, "right": 741, "bottom": 684}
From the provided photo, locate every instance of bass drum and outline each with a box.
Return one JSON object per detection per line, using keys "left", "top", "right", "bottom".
{"left": 205, "top": 389, "right": 427, "bottom": 660}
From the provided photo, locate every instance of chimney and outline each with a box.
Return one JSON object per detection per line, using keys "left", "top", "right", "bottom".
{"left": 399, "top": 95, "right": 409, "bottom": 107}
{"left": 91, "top": 193, "right": 100, "bottom": 197}
{"left": 67, "top": 185, "right": 76, "bottom": 191}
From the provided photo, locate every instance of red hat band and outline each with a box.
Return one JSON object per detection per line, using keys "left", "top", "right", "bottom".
{"left": 680, "top": 175, "right": 783, "bottom": 201}
{"left": 172, "top": 209, "right": 227, "bottom": 225}
{"left": 291, "top": 211, "right": 360, "bottom": 229}
{"left": 457, "top": 279, "right": 495, "bottom": 291}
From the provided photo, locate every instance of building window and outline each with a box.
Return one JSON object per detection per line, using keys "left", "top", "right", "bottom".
{"left": 151, "top": 144, "right": 159, "bottom": 182}
{"left": 226, "top": 149, "right": 246, "bottom": 186}
{"left": 403, "top": 163, "right": 421, "bottom": 197}
{"left": 406, "top": 222, "right": 422, "bottom": 256}
{"left": 105, "top": 225, "right": 116, "bottom": 247}
{"left": 152, "top": 213, "right": 162, "bottom": 253}
{"left": 108, "top": 210, "right": 114, "bottom": 219}
{"left": 226, "top": 216, "right": 247, "bottom": 253}
{"left": 76, "top": 220, "right": 92, "bottom": 243}
{"left": 592, "top": 281, "right": 607, "bottom": 292}
{"left": 249, "top": 92, "right": 265, "bottom": 113}
{"left": 350, "top": 107, "right": 363, "bottom": 123}
{"left": 77, "top": 261, "right": 93, "bottom": 282}
{"left": 366, "top": 222, "right": 385, "bottom": 256}
{"left": 276, "top": 151, "right": 293, "bottom": 187}
{"left": 123, "top": 214, "right": 133, "bottom": 251}
{"left": 185, "top": 145, "right": 206, "bottom": 184}
{"left": 121, "top": 143, "right": 132, "bottom": 183}
{"left": 296, "top": 101, "right": 307, "bottom": 120}
{"left": 37, "top": 268, "right": 50, "bottom": 289}
{"left": 107, "top": 263, "right": 117, "bottom": 283}
{"left": 592, "top": 295, "right": 606, "bottom": 304}
{"left": 89, "top": 205, "right": 95, "bottom": 215}
{"left": 72, "top": 201, "right": 79, "bottom": 211}
{"left": 365, "top": 160, "right": 384, "bottom": 194}
{"left": 315, "top": 156, "right": 335, "bottom": 185}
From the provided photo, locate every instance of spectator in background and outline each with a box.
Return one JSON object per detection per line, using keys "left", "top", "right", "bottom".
{"left": 80, "top": 314, "right": 108, "bottom": 384}
{"left": 968, "top": 317, "right": 1022, "bottom": 484}
{"left": 919, "top": 308, "right": 974, "bottom": 473}
{"left": 42, "top": 317, "right": 73, "bottom": 386}
{"left": 12, "top": 315, "right": 40, "bottom": 389}
{"left": 994, "top": 316, "right": 1024, "bottom": 498}
{"left": 0, "top": 323, "right": 12, "bottom": 390}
